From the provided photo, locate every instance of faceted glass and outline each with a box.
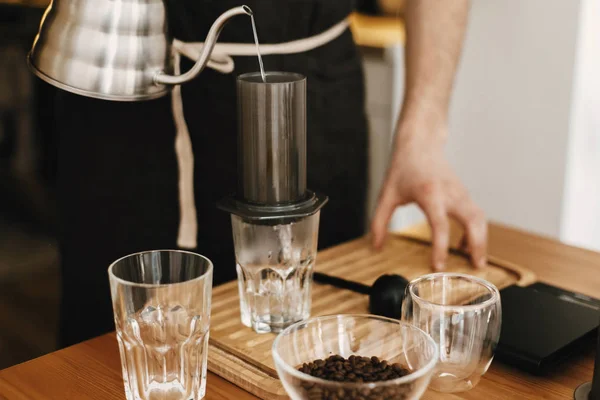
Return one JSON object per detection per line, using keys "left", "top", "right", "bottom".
{"left": 108, "top": 250, "right": 213, "bottom": 400}
{"left": 232, "top": 212, "right": 320, "bottom": 333}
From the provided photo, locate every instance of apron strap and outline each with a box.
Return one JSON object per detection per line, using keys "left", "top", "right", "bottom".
{"left": 172, "top": 50, "right": 198, "bottom": 250}
{"left": 173, "top": 17, "right": 350, "bottom": 249}
{"left": 173, "top": 18, "right": 350, "bottom": 74}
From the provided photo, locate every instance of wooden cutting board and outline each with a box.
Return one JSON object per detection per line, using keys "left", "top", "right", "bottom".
{"left": 206, "top": 232, "right": 536, "bottom": 399}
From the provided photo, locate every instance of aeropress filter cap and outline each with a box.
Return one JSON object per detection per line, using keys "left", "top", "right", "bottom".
{"left": 217, "top": 71, "right": 327, "bottom": 223}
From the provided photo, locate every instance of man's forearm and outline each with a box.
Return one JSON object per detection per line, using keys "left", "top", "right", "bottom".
{"left": 372, "top": 0, "right": 485, "bottom": 267}
{"left": 399, "top": 0, "right": 470, "bottom": 132}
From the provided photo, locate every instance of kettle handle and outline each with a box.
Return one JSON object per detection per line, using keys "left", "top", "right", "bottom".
{"left": 154, "top": 5, "right": 252, "bottom": 86}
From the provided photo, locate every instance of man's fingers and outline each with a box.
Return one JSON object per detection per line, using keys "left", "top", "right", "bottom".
{"left": 417, "top": 191, "right": 449, "bottom": 270}
{"left": 448, "top": 197, "right": 487, "bottom": 268}
{"left": 458, "top": 234, "right": 468, "bottom": 252}
{"left": 371, "top": 187, "right": 402, "bottom": 250}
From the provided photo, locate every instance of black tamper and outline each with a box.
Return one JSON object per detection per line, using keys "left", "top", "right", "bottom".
{"left": 574, "top": 316, "right": 599, "bottom": 400}
{"left": 313, "top": 272, "right": 409, "bottom": 319}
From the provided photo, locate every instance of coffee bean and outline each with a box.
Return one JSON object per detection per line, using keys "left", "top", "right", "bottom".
{"left": 298, "top": 355, "right": 414, "bottom": 399}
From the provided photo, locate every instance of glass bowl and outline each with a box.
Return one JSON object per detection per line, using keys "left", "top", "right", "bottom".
{"left": 272, "top": 314, "right": 438, "bottom": 400}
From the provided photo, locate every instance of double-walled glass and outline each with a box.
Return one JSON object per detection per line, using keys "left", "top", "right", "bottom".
{"left": 401, "top": 273, "right": 502, "bottom": 393}
{"left": 108, "top": 250, "right": 213, "bottom": 400}
{"left": 232, "top": 212, "right": 320, "bottom": 333}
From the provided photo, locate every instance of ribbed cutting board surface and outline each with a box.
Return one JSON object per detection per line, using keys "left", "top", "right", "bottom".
{"left": 207, "top": 233, "right": 535, "bottom": 399}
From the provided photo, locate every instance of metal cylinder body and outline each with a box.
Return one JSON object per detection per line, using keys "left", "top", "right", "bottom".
{"left": 28, "top": 1, "right": 250, "bottom": 101}
{"left": 237, "top": 72, "right": 306, "bottom": 205}
{"left": 29, "top": 0, "right": 172, "bottom": 101}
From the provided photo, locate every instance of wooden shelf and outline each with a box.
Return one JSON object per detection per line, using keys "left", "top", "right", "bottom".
{"left": 350, "top": 12, "right": 405, "bottom": 48}
{"left": 0, "top": 0, "right": 49, "bottom": 8}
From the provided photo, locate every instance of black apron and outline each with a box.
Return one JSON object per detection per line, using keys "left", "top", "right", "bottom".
{"left": 55, "top": 0, "right": 368, "bottom": 348}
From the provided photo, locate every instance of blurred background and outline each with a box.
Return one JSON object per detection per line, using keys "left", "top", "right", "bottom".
{"left": 1, "top": 0, "right": 599, "bottom": 369}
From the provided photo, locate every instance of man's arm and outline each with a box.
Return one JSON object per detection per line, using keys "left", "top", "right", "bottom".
{"left": 371, "top": 0, "right": 487, "bottom": 270}
{"left": 402, "top": 0, "right": 469, "bottom": 129}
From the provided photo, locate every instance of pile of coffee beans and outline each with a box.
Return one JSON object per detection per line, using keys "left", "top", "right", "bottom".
{"left": 299, "top": 355, "right": 410, "bottom": 383}
{"left": 297, "top": 355, "right": 414, "bottom": 399}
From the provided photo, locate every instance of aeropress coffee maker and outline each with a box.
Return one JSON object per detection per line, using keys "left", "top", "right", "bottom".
{"left": 218, "top": 72, "right": 328, "bottom": 334}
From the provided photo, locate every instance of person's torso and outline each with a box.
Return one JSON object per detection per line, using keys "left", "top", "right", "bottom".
{"left": 173, "top": 0, "right": 367, "bottom": 170}
{"left": 168, "top": 0, "right": 356, "bottom": 43}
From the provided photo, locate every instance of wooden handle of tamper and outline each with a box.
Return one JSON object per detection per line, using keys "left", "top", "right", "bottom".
{"left": 574, "top": 316, "right": 600, "bottom": 400}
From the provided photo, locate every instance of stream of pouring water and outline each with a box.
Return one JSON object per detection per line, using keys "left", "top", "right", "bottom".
{"left": 278, "top": 224, "right": 294, "bottom": 265}
{"left": 250, "top": 15, "right": 266, "bottom": 83}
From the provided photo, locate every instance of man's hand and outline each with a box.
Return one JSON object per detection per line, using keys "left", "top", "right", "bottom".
{"left": 370, "top": 119, "right": 487, "bottom": 270}
{"left": 369, "top": 0, "right": 485, "bottom": 270}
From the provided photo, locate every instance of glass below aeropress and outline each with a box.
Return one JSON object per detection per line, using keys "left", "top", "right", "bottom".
{"left": 233, "top": 212, "right": 320, "bottom": 333}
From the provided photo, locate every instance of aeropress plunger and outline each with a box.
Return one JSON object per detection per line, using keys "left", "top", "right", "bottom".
{"left": 218, "top": 71, "right": 327, "bottom": 223}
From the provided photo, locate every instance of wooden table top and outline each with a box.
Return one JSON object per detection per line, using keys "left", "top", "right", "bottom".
{"left": 0, "top": 222, "right": 598, "bottom": 399}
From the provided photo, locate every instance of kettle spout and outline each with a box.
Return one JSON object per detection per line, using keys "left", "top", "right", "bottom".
{"left": 155, "top": 5, "right": 253, "bottom": 86}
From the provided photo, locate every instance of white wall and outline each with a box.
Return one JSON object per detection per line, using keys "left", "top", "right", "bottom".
{"left": 560, "top": 0, "right": 600, "bottom": 250}
{"left": 365, "top": 0, "right": 599, "bottom": 245}
{"left": 447, "top": 0, "right": 581, "bottom": 238}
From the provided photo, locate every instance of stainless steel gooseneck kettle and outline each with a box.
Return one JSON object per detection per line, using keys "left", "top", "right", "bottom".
{"left": 28, "top": 0, "right": 252, "bottom": 101}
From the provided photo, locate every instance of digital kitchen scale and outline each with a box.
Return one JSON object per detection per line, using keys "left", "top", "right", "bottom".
{"left": 496, "top": 282, "right": 600, "bottom": 375}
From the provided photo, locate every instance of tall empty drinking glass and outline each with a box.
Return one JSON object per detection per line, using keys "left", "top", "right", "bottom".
{"left": 401, "top": 273, "right": 501, "bottom": 393}
{"left": 108, "top": 250, "right": 213, "bottom": 400}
